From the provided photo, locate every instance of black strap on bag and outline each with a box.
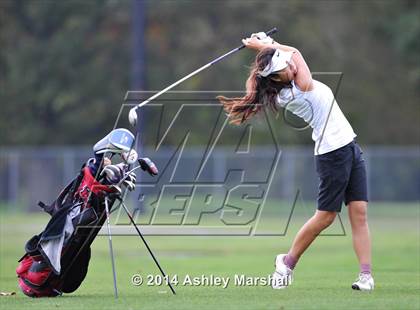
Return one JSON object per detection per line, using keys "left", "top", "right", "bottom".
{"left": 37, "top": 169, "right": 84, "bottom": 216}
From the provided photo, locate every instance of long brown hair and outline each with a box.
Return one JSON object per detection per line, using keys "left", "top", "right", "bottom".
{"left": 217, "top": 48, "right": 292, "bottom": 125}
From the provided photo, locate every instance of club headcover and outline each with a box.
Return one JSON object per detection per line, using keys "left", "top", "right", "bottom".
{"left": 93, "top": 128, "right": 135, "bottom": 155}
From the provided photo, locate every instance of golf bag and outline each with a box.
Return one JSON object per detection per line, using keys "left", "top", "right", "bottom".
{"left": 16, "top": 128, "right": 145, "bottom": 298}
{"left": 16, "top": 162, "right": 117, "bottom": 297}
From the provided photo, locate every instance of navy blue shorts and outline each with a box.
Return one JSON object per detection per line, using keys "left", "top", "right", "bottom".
{"left": 315, "top": 141, "right": 368, "bottom": 212}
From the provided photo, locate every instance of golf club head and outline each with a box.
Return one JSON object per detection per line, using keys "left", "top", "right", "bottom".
{"left": 93, "top": 128, "right": 135, "bottom": 155}
{"left": 138, "top": 158, "right": 158, "bottom": 176}
{"left": 121, "top": 149, "right": 138, "bottom": 164}
{"left": 128, "top": 108, "right": 138, "bottom": 127}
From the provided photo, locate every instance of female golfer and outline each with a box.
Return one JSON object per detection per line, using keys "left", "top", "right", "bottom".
{"left": 217, "top": 33, "right": 373, "bottom": 291}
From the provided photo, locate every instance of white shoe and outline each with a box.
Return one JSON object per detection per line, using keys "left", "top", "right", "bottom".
{"left": 271, "top": 254, "right": 293, "bottom": 289}
{"left": 352, "top": 273, "right": 374, "bottom": 291}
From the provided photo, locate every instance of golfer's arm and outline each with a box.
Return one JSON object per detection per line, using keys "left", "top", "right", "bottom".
{"left": 292, "top": 51, "right": 313, "bottom": 92}
{"left": 270, "top": 41, "right": 298, "bottom": 53}
{"left": 267, "top": 42, "right": 313, "bottom": 91}
{"left": 252, "top": 40, "right": 298, "bottom": 53}
{"left": 246, "top": 39, "right": 313, "bottom": 90}
{"left": 244, "top": 37, "right": 297, "bottom": 53}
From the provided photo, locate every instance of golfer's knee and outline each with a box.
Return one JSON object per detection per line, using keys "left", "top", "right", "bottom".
{"left": 315, "top": 211, "right": 336, "bottom": 228}
{"left": 349, "top": 201, "right": 368, "bottom": 226}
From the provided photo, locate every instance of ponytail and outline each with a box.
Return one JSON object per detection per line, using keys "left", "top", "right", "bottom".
{"left": 216, "top": 67, "right": 261, "bottom": 125}
{"left": 217, "top": 48, "right": 292, "bottom": 125}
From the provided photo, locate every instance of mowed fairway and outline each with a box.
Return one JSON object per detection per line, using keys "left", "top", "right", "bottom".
{"left": 0, "top": 202, "right": 419, "bottom": 310}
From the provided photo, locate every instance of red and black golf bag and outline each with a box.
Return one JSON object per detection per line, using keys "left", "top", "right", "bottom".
{"left": 16, "top": 128, "right": 163, "bottom": 298}
{"left": 16, "top": 163, "right": 117, "bottom": 297}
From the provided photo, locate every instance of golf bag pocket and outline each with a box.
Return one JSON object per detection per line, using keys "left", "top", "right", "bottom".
{"left": 16, "top": 253, "right": 56, "bottom": 297}
{"left": 16, "top": 255, "right": 33, "bottom": 276}
{"left": 18, "top": 277, "right": 61, "bottom": 298}
{"left": 25, "top": 259, "right": 52, "bottom": 286}
{"left": 16, "top": 235, "right": 46, "bottom": 277}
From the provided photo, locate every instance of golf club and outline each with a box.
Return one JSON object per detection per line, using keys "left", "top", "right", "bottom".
{"left": 118, "top": 198, "right": 177, "bottom": 295}
{"left": 128, "top": 27, "right": 278, "bottom": 127}
{"left": 104, "top": 196, "right": 119, "bottom": 298}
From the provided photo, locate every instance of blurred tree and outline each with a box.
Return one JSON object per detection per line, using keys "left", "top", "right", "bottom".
{"left": 0, "top": 0, "right": 418, "bottom": 146}
{"left": 0, "top": 0, "right": 131, "bottom": 144}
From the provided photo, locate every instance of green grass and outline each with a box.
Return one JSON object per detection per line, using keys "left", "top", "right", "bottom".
{"left": 1, "top": 202, "right": 419, "bottom": 309}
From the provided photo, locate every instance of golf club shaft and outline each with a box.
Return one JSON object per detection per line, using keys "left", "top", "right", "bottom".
{"left": 133, "top": 27, "right": 277, "bottom": 110}
{"left": 119, "top": 199, "right": 176, "bottom": 295}
{"left": 105, "top": 198, "right": 119, "bottom": 299}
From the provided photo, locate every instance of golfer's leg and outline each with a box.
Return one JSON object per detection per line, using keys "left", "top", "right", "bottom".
{"left": 282, "top": 143, "right": 351, "bottom": 269}
{"left": 288, "top": 210, "right": 337, "bottom": 260}
{"left": 348, "top": 201, "right": 371, "bottom": 270}
{"left": 271, "top": 210, "right": 337, "bottom": 289}
{"left": 345, "top": 142, "right": 370, "bottom": 273}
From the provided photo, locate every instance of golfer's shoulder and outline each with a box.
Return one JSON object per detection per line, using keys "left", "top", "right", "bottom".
{"left": 276, "top": 82, "right": 301, "bottom": 105}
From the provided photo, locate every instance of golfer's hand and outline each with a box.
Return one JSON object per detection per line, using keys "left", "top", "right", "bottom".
{"left": 242, "top": 34, "right": 273, "bottom": 50}
{"left": 242, "top": 36, "right": 263, "bottom": 50}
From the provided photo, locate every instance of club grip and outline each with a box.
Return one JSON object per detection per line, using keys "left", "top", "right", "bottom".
{"left": 238, "top": 27, "right": 278, "bottom": 51}
{"left": 265, "top": 27, "right": 278, "bottom": 36}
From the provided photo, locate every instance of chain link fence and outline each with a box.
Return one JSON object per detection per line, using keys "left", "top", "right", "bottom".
{"left": 0, "top": 146, "right": 419, "bottom": 211}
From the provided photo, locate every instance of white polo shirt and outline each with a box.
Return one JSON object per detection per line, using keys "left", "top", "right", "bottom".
{"left": 277, "top": 79, "right": 356, "bottom": 155}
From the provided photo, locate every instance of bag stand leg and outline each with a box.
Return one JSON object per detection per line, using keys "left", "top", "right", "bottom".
{"left": 118, "top": 198, "right": 176, "bottom": 295}
{"left": 104, "top": 197, "right": 118, "bottom": 298}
